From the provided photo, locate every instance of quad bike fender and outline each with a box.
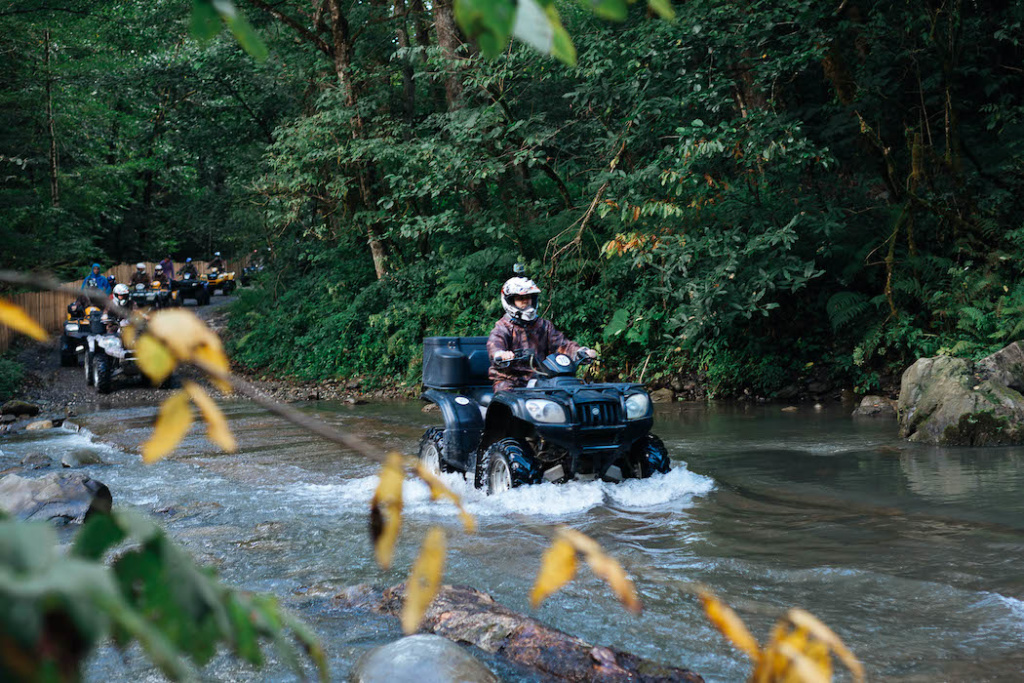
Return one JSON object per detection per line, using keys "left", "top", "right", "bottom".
{"left": 421, "top": 389, "right": 484, "bottom": 474}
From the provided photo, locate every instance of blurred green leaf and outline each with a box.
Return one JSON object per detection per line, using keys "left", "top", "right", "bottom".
{"left": 647, "top": 0, "right": 676, "bottom": 20}
{"left": 454, "top": 0, "right": 516, "bottom": 58}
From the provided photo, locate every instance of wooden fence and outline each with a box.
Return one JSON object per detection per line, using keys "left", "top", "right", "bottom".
{"left": 0, "top": 258, "right": 249, "bottom": 354}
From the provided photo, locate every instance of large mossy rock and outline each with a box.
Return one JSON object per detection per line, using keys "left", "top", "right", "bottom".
{"left": 351, "top": 634, "right": 500, "bottom": 683}
{"left": 898, "top": 345, "right": 1024, "bottom": 445}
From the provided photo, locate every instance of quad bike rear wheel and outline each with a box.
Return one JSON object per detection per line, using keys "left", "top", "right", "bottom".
{"left": 619, "top": 434, "right": 671, "bottom": 479}
{"left": 477, "top": 438, "right": 541, "bottom": 495}
{"left": 417, "top": 427, "right": 448, "bottom": 476}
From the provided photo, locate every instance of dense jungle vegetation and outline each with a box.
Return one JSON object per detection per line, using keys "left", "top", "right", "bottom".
{"left": 3, "top": 0, "right": 1023, "bottom": 397}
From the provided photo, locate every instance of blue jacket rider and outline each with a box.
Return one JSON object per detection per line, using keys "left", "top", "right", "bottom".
{"left": 81, "top": 263, "right": 111, "bottom": 295}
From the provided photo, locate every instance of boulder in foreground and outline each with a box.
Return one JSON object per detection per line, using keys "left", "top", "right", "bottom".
{"left": 351, "top": 634, "right": 499, "bottom": 683}
{"left": 0, "top": 472, "right": 111, "bottom": 523}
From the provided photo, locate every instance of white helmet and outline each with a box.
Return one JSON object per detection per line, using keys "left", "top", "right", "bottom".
{"left": 501, "top": 277, "right": 541, "bottom": 324}
{"left": 113, "top": 283, "right": 130, "bottom": 307}
{"left": 136, "top": 262, "right": 145, "bottom": 270}
{"left": 214, "top": 251, "right": 221, "bottom": 257}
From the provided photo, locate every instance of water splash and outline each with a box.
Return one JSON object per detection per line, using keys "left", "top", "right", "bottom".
{"left": 287, "top": 463, "right": 714, "bottom": 520}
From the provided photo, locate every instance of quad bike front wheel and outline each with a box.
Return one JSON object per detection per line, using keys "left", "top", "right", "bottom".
{"left": 93, "top": 353, "right": 113, "bottom": 394}
{"left": 417, "top": 427, "right": 448, "bottom": 476}
{"left": 619, "top": 434, "right": 671, "bottom": 479}
{"left": 477, "top": 438, "right": 541, "bottom": 495}
{"left": 60, "top": 334, "right": 77, "bottom": 367}
{"left": 83, "top": 350, "right": 94, "bottom": 386}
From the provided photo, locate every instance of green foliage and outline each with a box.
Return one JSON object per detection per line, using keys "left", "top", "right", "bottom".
{"left": 0, "top": 357, "right": 24, "bottom": 403}
{"left": 0, "top": 509, "right": 326, "bottom": 682}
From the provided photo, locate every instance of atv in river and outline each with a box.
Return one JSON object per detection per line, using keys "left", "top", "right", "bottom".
{"left": 417, "top": 336, "right": 670, "bottom": 494}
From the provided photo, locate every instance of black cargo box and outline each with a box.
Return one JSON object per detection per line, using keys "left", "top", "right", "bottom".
{"left": 422, "top": 336, "right": 491, "bottom": 389}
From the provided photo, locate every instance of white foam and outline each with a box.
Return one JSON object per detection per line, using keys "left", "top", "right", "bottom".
{"left": 286, "top": 463, "right": 714, "bottom": 519}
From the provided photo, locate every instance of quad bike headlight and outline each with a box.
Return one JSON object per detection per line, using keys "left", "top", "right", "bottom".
{"left": 625, "top": 393, "right": 651, "bottom": 420}
{"left": 525, "top": 399, "right": 567, "bottom": 424}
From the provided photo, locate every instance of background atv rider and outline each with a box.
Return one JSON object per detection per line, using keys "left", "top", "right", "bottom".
{"left": 487, "top": 276, "right": 596, "bottom": 392}
{"left": 152, "top": 264, "right": 170, "bottom": 288}
{"left": 178, "top": 258, "right": 198, "bottom": 278}
{"left": 129, "top": 263, "right": 150, "bottom": 287}
{"left": 81, "top": 263, "right": 111, "bottom": 295}
{"left": 107, "top": 284, "right": 139, "bottom": 317}
{"left": 208, "top": 251, "right": 225, "bottom": 271}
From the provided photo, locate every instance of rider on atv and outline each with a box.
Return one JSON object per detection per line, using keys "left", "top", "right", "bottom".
{"left": 178, "top": 258, "right": 198, "bottom": 278}
{"left": 108, "top": 284, "right": 138, "bottom": 316}
{"left": 487, "top": 277, "right": 596, "bottom": 392}
{"left": 208, "top": 251, "right": 225, "bottom": 271}
{"left": 129, "top": 263, "right": 150, "bottom": 287}
{"left": 152, "top": 264, "right": 170, "bottom": 287}
{"left": 81, "top": 263, "right": 111, "bottom": 295}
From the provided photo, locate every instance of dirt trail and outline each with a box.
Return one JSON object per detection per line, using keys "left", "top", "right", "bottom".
{"left": 13, "top": 295, "right": 236, "bottom": 416}
{"left": 11, "top": 293, "right": 412, "bottom": 419}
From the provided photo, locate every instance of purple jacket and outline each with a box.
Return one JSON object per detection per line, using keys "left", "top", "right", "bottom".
{"left": 486, "top": 315, "right": 582, "bottom": 387}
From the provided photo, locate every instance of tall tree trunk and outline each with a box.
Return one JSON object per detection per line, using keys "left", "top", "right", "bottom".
{"left": 433, "top": 0, "right": 463, "bottom": 109}
{"left": 326, "top": 0, "right": 389, "bottom": 278}
{"left": 43, "top": 29, "right": 59, "bottom": 209}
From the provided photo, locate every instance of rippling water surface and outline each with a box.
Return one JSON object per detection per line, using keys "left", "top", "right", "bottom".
{"left": 4, "top": 400, "right": 1023, "bottom": 681}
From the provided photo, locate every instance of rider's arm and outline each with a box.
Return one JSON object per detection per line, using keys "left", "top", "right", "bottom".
{"left": 486, "top": 321, "right": 514, "bottom": 362}
{"left": 542, "top": 319, "right": 582, "bottom": 358}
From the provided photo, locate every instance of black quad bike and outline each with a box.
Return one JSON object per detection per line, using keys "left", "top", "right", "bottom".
{"left": 173, "top": 272, "right": 210, "bottom": 306}
{"left": 417, "top": 336, "right": 670, "bottom": 494}
{"left": 59, "top": 303, "right": 98, "bottom": 367}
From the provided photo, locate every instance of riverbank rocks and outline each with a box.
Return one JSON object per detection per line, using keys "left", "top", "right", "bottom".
{"left": 337, "top": 584, "right": 703, "bottom": 683}
{"left": 1, "top": 400, "right": 40, "bottom": 417}
{"left": 853, "top": 395, "right": 897, "bottom": 418}
{"left": 0, "top": 472, "right": 112, "bottom": 523}
{"left": 898, "top": 343, "right": 1024, "bottom": 445}
{"left": 650, "top": 388, "right": 675, "bottom": 404}
{"left": 25, "top": 419, "right": 54, "bottom": 431}
{"left": 351, "top": 635, "right": 499, "bottom": 683}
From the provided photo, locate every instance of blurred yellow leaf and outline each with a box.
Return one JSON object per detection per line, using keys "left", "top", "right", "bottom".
{"left": 558, "top": 527, "right": 642, "bottom": 614}
{"left": 530, "top": 537, "right": 577, "bottom": 608}
{"left": 770, "top": 641, "right": 831, "bottom": 683}
{"left": 142, "top": 390, "right": 193, "bottom": 463}
{"left": 184, "top": 381, "right": 237, "bottom": 452}
{"left": 0, "top": 298, "right": 47, "bottom": 342}
{"left": 786, "top": 609, "right": 864, "bottom": 682}
{"left": 146, "top": 309, "right": 232, "bottom": 393}
{"left": 370, "top": 453, "right": 404, "bottom": 569}
{"left": 401, "top": 527, "right": 446, "bottom": 635}
{"left": 135, "top": 334, "right": 176, "bottom": 385}
{"left": 414, "top": 463, "right": 476, "bottom": 533}
{"left": 699, "top": 591, "right": 760, "bottom": 661}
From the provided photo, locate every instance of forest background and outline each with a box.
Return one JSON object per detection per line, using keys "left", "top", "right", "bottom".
{"left": 2, "top": 0, "right": 1023, "bottom": 399}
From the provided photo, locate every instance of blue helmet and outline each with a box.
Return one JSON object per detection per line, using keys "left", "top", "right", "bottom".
{"left": 186, "top": 257, "right": 192, "bottom": 263}
{"left": 92, "top": 263, "right": 101, "bottom": 270}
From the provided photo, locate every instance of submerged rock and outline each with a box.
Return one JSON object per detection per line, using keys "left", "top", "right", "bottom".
{"left": 1, "top": 400, "right": 40, "bottom": 417}
{"left": 898, "top": 346, "right": 1024, "bottom": 445}
{"left": 351, "top": 634, "right": 500, "bottom": 683}
{"left": 0, "top": 472, "right": 112, "bottom": 523}
{"left": 337, "top": 584, "right": 703, "bottom": 682}
{"left": 60, "top": 449, "right": 105, "bottom": 468}
{"left": 20, "top": 453, "right": 56, "bottom": 470}
{"left": 852, "top": 395, "right": 897, "bottom": 418}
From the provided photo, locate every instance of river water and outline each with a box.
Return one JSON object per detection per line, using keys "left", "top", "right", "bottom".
{"left": 4, "top": 400, "right": 1023, "bottom": 681}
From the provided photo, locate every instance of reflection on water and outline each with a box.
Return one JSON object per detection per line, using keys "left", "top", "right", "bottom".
{"left": 3, "top": 400, "right": 1024, "bottom": 682}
